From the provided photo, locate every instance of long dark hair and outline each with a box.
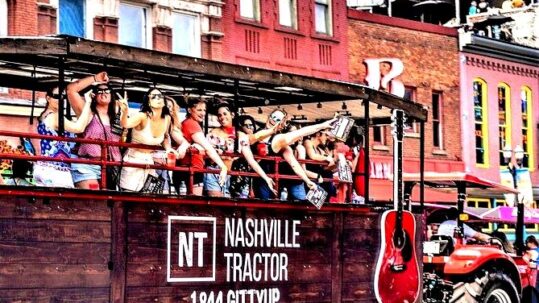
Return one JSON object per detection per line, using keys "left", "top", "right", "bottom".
{"left": 140, "top": 88, "right": 170, "bottom": 118}
{"left": 90, "top": 84, "right": 116, "bottom": 122}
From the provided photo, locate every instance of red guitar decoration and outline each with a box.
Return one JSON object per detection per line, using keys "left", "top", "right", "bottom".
{"left": 374, "top": 110, "right": 420, "bottom": 303}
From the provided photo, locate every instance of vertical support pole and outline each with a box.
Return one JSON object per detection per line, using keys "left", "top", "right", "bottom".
{"left": 110, "top": 201, "right": 127, "bottom": 303}
{"left": 330, "top": 213, "right": 343, "bottom": 303}
{"left": 419, "top": 121, "right": 425, "bottom": 212}
{"left": 456, "top": 182, "right": 466, "bottom": 244}
{"left": 58, "top": 57, "right": 66, "bottom": 136}
{"left": 29, "top": 66, "right": 36, "bottom": 125}
{"left": 364, "top": 100, "right": 370, "bottom": 205}
{"left": 513, "top": 164, "right": 524, "bottom": 256}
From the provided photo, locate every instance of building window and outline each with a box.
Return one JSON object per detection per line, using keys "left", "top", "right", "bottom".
{"left": 119, "top": 2, "right": 150, "bottom": 48}
{"left": 473, "top": 79, "right": 489, "bottom": 167}
{"left": 432, "top": 91, "right": 443, "bottom": 149}
{"left": 498, "top": 83, "right": 511, "bottom": 166}
{"left": 172, "top": 12, "right": 200, "bottom": 57}
{"left": 0, "top": 0, "right": 7, "bottom": 37}
{"left": 240, "top": 0, "right": 260, "bottom": 21}
{"left": 314, "top": 0, "right": 332, "bottom": 35}
{"left": 373, "top": 126, "right": 385, "bottom": 145}
{"left": 279, "top": 0, "right": 297, "bottom": 28}
{"left": 521, "top": 86, "right": 534, "bottom": 169}
{"left": 404, "top": 86, "right": 418, "bottom": 134}
{"left": 466, "top": 198, "right": 492, "bottom": 233}
{"left": 59, "top": 0, "right": 85, "bottom": 37}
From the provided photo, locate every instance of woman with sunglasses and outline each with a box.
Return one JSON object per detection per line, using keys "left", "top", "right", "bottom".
{"left": 205, "top": 103, "right": 275, "bottom": 197}
{"left": 66, "top": 72, "right": 122, "bottom": 190}
{"left": 115, "top": 88, "right": 176, "bottom": 192}
{"left": 33, "top": 87, "right": 93, "bottom": 188}
{"left": 253, "top": 109, "right": 337, "bottom": 199}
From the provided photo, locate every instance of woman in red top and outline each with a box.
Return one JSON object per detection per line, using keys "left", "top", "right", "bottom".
{"left": 173, "top": 97, "right": 227, "bottom": 196}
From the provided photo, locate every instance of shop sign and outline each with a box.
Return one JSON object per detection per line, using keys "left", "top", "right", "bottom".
{"left": 364, "top": 58, "right": 405, "bottom": 98}
{"left": 167, "top": 216, "right": 302, "bottom": 303}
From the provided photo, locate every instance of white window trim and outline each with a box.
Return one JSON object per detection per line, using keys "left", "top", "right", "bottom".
{"left": 119, "top": 1, "right": 152, "bottom": 49}
{"left": 172, "top": 10, "right": 201, "bottom": 58}
{"left": 279, "top": 0, "right": 297, "bottom": 29}
{"left": 315, "top": 0, "right": 332, "bottom": 35}
{"left": 240, "top": 0, "right": 261, "bottom": 21}
{"left": 433, "top": 92, "right": 443, "bottom": 150}
{"left": 0, "top": 0, "right": 7, "bottom": 37}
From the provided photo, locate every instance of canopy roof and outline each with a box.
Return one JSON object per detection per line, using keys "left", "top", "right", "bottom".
{"left": 0, "top": 36, "right": 427, "bottom": 123}
{"left": 403, "top": 172, "right": 519, "bottom": 196}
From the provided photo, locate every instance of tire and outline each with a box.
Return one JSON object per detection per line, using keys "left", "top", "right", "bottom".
{"left": 449, "top": 271, "right": 520, "bottom": 303}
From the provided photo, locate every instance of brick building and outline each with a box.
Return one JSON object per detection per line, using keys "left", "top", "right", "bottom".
{"left": 347, "top": 10, "right": 464, "bottom": 201}
{"left": 220, "top": 0, "right": 349, "bottom": 80}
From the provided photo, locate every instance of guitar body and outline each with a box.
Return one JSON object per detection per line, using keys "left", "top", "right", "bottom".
{"left": 374, "top": 209, "right": 420, "bottom": 303}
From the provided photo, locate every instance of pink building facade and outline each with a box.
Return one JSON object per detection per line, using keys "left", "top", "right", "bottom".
{"left": 460, "top": 40, "right": 539, "bottom": 202}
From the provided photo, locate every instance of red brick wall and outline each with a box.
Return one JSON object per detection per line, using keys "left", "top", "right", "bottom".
{"left": 152, "top": 26, "right": 172, "bottom": 53}
{"left": 8, "top": 0, "right": 38, "bottom": 35}
{"left": 93, "top": 16, "right": 118, "bottom": 43}
{"left": 37, "top": 4, "right": 56, "bottom": 36}
{"left": 348, "top": 10, "right": 461, "bottom": 162}
{"left": 220, "top": 0, "right": 348, "bottom": 80}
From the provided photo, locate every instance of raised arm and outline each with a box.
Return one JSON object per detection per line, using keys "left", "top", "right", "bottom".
{"left": 281, "top": 146, "right": 316, "bottom": 190}
{"left": 67, "top": 72, "right": 108, "bottom": 116}
{"left": 272, "top": 117, "right": 336, "bottom": 154}
{"left": 239, "top": 133, "right": 276, "bottom": 195}
{"left": 62, "top": 93, "right": 93, "bottom": 133}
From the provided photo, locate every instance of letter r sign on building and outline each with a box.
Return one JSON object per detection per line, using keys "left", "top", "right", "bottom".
{"left": 364, "top": 58, "right": 405, "bottom": 98}
{"left": 167, "top": 216, "right": 217, "bottom": 282}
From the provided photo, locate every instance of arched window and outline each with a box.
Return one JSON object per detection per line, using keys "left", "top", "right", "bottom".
{"left": 498, "top": 83, "right": 511, "bottom": 166}
{"left": 0, "top": 0, "right": 7, "bottom": 37}
{"left": 473, "top": 79, "right": 489, "bottom": 167}
{"left": 521, "top": 86, "right": 534, "bottom": 169}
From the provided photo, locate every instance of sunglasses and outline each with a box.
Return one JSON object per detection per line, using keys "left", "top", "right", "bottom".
{"left": 150, "top": 94, "right": 164, "bottom": 100}
{"left": 95, "top": 89, "right": 111, "bottom": 95}
{"left": 47, "top": 93, "right": 62, "bottom": 99}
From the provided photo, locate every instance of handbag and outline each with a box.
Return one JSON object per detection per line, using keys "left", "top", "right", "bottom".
{"left": 140, "top": 174, "right": 165, "bottom": 194}
{"left": 96, "top": 114, "right": 123, "bottom": 190}
{"left": 229, "top": 158, "right": 250, "bottom": 198}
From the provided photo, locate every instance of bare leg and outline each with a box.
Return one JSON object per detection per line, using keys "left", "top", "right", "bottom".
{"left": 75, "top": 179, "right": 100, "bottom": 190}
{"left": 271, "top": 118, "right": 335, "bottom": 153}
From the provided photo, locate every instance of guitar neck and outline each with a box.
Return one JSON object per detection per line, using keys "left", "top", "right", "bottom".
{"left": 392, "top": 110, "right": 404, "bottom": 225}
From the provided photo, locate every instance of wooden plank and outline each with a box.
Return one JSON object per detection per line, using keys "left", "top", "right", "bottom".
{"left": 0, "top": 198, "right": 110, "bottom": 221}
{"left": 331, "top": 213, "right": 344, "bottom": 303}
{"left": 0, "top": 219, "right": 111, "bottom": 242}
{"left": 111, "top": 201, "right": 127, "bottom": 303}
{"left": 0, "top": 263, "right": 110, "bottom": 288}
{"left": 0, "top": 37, "right": 67, "bottom": 55}
{"left": 126, "top": 263, "right": 332, "bottom": 286}
{"left": 0, "top": 287, "right": 110, "bottom": 302}
{"left": 126, "top": 283, "right": 333, "bottom": 302}
{"left": 0, "top": 242, "right": 109, "bottom": 264}
{"left": 341, "top": 282, "right": 377, "bottom": 302}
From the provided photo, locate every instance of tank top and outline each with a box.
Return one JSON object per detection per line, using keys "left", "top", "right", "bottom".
{"left": 131, "top": 115, "right": 167, "bottom": 147}
{"left": 37, "top": 113, "right": 76, "bottom": 168}
{"left": 78, "top": 114, "right": 121, "bottom": 161}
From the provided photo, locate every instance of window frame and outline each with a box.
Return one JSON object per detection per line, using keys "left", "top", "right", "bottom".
{"left": 314, "top": 0, "right": 332, "bottom": 36}
{"left": 521, "top": 86, "right": 534, "bottom": 171}
{"left": 403, "top": 86, "right": 419, "bottom": 137}
{"left": 239, "top": 0, "right": 261, "bottom": 21}
{"left": 466, "top": 198, "right": 493, "bottom": 233}
{"left": 0, "top": 0, "right": 7, "bottom": 37}
{"left": 278, "top": 0, "right": 298, "bottom": 29}
{"left": 57, "top": 0, "right": 87, "bottom": 38}
{"left": 473, "top": 78, "right": 489, "bottom": 168}
{"left": 171, "top": 10, "right": 201, "bottom": 58}
{"left": 372, "top": 126, "right": 386, "bottom": 146}
{"left": 497, "top": 83, "right": 512, "bottom": 167}
{"left": 432, "top": 91, "right": 444, "bottom": 149}
{"left": 118, "top": 1, "right": 152, "bottom": 49}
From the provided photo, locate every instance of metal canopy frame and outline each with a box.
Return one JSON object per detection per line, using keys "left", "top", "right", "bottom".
{"left": 0, "top": 36, "right": 428, "bottom": 123}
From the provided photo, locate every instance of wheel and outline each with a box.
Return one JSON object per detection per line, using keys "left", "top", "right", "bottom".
{"left": 449, "top": 271, "right": 519, "bottom": 303}
{"left": 481, "top": 272, "right": 519, "bottom": 303}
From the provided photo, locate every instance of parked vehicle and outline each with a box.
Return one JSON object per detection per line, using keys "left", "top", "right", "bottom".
{"left": 405, "top": 172, "right": 535, "bottom": 303}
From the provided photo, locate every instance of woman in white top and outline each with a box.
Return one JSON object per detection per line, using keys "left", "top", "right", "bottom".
{"left": 117, "top": 88, "right": 176, "bottom": 192}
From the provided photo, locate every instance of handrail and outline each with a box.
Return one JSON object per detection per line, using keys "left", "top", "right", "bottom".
{"left": 0, "top": 129, "right": 365, "bottom": 200}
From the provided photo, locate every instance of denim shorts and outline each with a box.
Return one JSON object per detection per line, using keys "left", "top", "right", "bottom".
{"left": 71, "top": 162, "right": 102, "bottom": 184}
{"left": 203, "top": 168, "right": 231, "bottom": 197}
